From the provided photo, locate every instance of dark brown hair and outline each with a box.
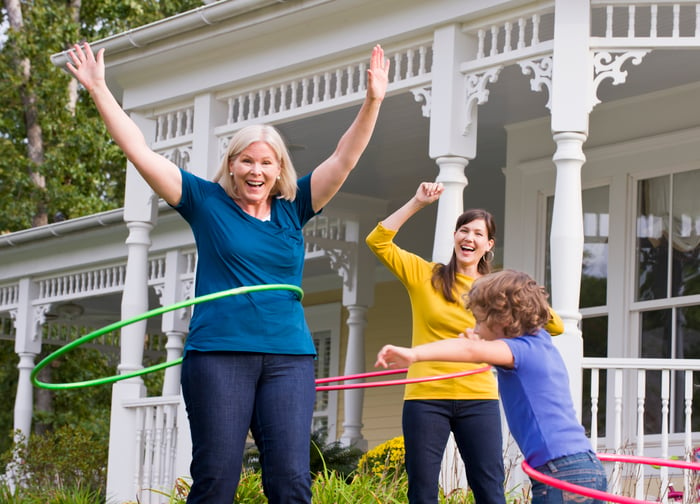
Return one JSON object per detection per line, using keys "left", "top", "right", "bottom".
{"left": 466, "top": 269, "right": 550, "bottom": 338}
{"left": 430, "top": 209, "right": 496, "bottom": 303}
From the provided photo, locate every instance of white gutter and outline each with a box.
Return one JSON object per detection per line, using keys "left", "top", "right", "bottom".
{"left": 0, "top": 200, "right": 181, "bottom": 248}
{"left": 0, "top": 208, "right": 125, "bottom": 247}
{"left": 50, "top": 0, "right": 331, "bottom": 68}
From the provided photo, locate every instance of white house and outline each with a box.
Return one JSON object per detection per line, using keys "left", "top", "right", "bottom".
{"left": 2, "top": 0, "right": 700, "bottom": 502}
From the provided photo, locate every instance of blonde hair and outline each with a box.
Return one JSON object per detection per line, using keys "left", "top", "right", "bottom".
{"left": 466, "top": 269, "right": 550, "bottom": 338}
{"left": 213, "top": 124, "right": 297, "bottom": 201}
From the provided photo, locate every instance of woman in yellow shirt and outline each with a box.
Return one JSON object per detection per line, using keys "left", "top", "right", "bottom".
{"left": 366, "top": 182, "right": 563, "bottom": 504}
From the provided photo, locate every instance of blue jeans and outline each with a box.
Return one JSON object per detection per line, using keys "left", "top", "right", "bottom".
{"left": 531, "top": 451, "right": 608, "bottom": 504}
{"left": 403, "top": 399, "right": 506, "bottom": 504}
{"left": 181, "top": 351, "right": 316, "bottom": 504}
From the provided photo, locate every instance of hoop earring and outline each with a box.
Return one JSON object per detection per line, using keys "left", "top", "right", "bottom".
{"left": 484, "top": 249, "right": 495, "bottom": 263}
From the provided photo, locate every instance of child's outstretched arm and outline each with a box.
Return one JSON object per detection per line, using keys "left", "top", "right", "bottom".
{"left": 375, "top": 330, "right": 514, "bottom": 369}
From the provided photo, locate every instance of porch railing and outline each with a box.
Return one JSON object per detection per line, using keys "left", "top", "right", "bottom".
{"left": 583, "top": 357, "right": 700, "bottom": 502}
{"left": 122, "top": 395, "right": 182, "bottom": 504}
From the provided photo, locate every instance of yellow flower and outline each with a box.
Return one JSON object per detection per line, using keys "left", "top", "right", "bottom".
{"left": 358, "top": 436, "right": 405, "bottom": 477}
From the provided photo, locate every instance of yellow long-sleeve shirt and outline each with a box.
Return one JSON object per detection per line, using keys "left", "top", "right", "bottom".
{"left": 366, "top": 222, "right": 564, "bottom": 401}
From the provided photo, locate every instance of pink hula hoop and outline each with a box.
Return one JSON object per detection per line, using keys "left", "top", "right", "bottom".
{"left": 314, "top": 366, "right": 491, "bottom": 391}
{"left": 522, "top": 453, "right": 700, "bottom": 504}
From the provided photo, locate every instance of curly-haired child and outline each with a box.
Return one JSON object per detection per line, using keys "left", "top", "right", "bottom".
{"left": 375, "top": 269, "right": 607, "bottom": 504}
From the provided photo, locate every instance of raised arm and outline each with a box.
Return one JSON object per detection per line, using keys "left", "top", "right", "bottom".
{"left": 310, "top": 44, "right": 390, "bottom": 211}
{"left": 67, "top": 42, "right": 182, "bottom": 205}
{"left": 381, "top": 182, "right": 444, "bottom": 231}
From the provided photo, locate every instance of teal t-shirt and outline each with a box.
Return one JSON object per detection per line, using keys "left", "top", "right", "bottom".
{"left": 173, "top": 169, "right": 318, "bottom": 356}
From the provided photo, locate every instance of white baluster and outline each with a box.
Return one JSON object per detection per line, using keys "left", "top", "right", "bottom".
{"left": 334, "top": 69, "right": 342, "bottom": 98}
{"left": 590, "top": 369, "right": 599, "bottom": 451}
{"left": 406, "top": 49, "right": 415, "bottom": 78}
{"left": 532, "top": 14, "right": 540, "bottom": 44}
{"left": 637, "top": 370, "right": 646, "bottom": 500}
{"left": 312, "top": 74, "right": 321, "bottom": 104}
{"left": 490, "top": 25, "right": 498, "bottom": 56}
{"left": 673, "top": 4, "right": 680, "bottom": 38}
{"left": 477, "top": 29, "right": 485, "bottom": 59}
{"left": 418, "top": 45, "right": 427, "bottom": 75}
{"left": 517, "top": 18, "right": 526, "bottom": 49}
{"left": 504, "top": 22, "right": 512, "bottom": 52}
{"left": 301, "top": 79, "right": 309, "bottom": 106}
{"left": 346, "top": 65, "right": 354, "bottom": 94}
{"left": 323, "top": 71, "right": 331, "bottom": 101}
{"left": 628, "top": 6, "right": 635, "bottom": 37}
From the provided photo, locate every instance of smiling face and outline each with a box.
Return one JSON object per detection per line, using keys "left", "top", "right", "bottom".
{"left": 453, "top": 218, "right": 494, "bottom": 276}
{"left": 228, "top": 141, "right": 282, "bottom": 208}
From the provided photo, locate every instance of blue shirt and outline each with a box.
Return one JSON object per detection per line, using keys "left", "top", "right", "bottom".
{"left": 173, "top": 169, "right": 318, "bottom": 356}
{"left": 498, "top": 329, "right": 592, "bottom": 467}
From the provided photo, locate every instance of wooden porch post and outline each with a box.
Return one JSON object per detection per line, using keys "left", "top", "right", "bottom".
{"left": 549, "top": 0, "right": 592, "bottom": 418}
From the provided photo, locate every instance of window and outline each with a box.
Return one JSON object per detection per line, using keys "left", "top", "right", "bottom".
{"left": 634, "top": 169, "right": 700, "bottom": 433}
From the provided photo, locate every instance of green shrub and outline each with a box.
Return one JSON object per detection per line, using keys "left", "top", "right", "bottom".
{"left": 0, "top": 426, "right": 107, "bottom": 502}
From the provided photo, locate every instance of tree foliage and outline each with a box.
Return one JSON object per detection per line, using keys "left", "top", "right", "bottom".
{"left": 0, "top": 0, "right": 202, "bottom": 232}
{"left": 0, "top": 0, "right": 201, "bottom": 459}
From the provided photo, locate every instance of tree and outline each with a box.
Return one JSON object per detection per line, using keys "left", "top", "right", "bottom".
{"left": 0, "top": 0, "right": 203, "bottom": 233}
{"left": 0, "top": 0, "right": 201, "bottom": 452}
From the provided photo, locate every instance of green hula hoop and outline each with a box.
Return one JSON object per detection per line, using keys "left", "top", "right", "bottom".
{"left": 31, "top": 283, "right": 304, "bottom": 390}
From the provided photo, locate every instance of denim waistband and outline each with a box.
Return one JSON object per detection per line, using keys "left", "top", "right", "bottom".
{"left": 539, "top": 451, "right": 598, "bottom": 473}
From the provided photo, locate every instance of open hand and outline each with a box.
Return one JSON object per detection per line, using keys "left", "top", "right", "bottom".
{"left": 66, "top": 42, "right": 106, "bottom": 93}
{"left": 366, "top": 45, "right": 390, "bottom": 101}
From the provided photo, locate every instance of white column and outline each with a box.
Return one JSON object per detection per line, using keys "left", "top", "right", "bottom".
{"left": 119, "top": 220, "right": 152, "bottom": 376}
{"left": 432, "top": 156, "right": 469, "bottom": 263}
{"left": 549, "top": 132, "right": 587, "bottom": 417}
{"left": 12, "top": 277, "right": 42, "bottom": 439}
{"left": 14, "top": 353, "right": 36, "bottom": 439}
{"left": 106, "top": 219, "right": 151, "bottom": 503}
{"left": 106, "top": 109, "right": 158, "bottom": 502}
{"left": 428, "top": 24, "right": 478, "bottom": 264}
{"left": 159, "top": 250, "right": 190, "bottom": 396}
{"left": 548, "top": 0, "right": 591, "bottom": 418}
{"left": 339, "top": 304, "right": 368, "bottom": 450}
{"left": 428, "top": 24, "right": 480, "bottom": 494}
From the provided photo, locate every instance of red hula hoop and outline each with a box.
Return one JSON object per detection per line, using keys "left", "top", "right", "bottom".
{"left": 522, "top": 453, "right": 700, "bottom": 504}
{"left": 315, "top": 368, "right": 408, "bottom": 384}
{"left": 315, "top": 366, "right": 491, "bottom": 391}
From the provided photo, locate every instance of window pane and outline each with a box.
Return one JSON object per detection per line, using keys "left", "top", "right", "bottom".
{"left": 678, "top": 305, "right": 700, "bottom": 359}
{"left": 581, "top": 187, "right": 609, "bottom": 308}
{"left": 545, "top": 186, "right": 609, "bottom": 309}
{"left": 640, "top": 309, "right": 672, "bottom": 358}
{"left": 581, "top": 316, "right": 608, "bottom": 437}
{"left": 636, "top": 176, "right": 669, "bottom": 301}
{"left": 582, "top": 316, "right": 608, "bottom": 358}
{"left": 671, "top": 170, "right": 700, "bottom": 297}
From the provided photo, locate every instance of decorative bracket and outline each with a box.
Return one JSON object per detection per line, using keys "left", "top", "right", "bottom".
{"left": 464, "top": 66, "right": 503, "bottom": 135}
{"left": 591, "top": 50, "right": 650, "bottom": 110}
{"left": 324, "top": 245, "right": 356, "bottom": 291}
{"left": 12, "top": 304, "right": 53, "bottom": 342}
{"left": 410, "top": 86, "right": 432, "bottom": 118}
{"left": 519, "top": 56, "right": 553, "bottom": 110}
{"left": 154, "top": 279, "right": 193, "bottom": 322}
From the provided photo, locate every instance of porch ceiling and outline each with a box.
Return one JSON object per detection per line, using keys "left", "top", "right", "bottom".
{"left": 278, "top": 48, "right": 700, "bottom": 265}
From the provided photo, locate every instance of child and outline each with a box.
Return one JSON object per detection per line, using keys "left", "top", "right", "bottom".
{"left": 375, "top": 269, "right": 607, "bottom": 504}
